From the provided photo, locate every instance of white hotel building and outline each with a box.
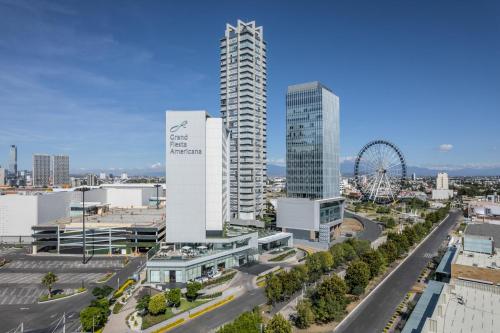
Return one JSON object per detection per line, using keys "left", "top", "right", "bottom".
{"left": 146, "top": 111, "right": 262, "bottom": 284}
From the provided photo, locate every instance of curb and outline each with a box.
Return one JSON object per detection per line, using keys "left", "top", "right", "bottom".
{"left": 334, "top": 213, "right": 452, "bottom": 332}
{"left": 37, "top": 289, "right": 87, "bottom": 303}
{"left": 188, "top": 295, "right": 235, "bottom": 319}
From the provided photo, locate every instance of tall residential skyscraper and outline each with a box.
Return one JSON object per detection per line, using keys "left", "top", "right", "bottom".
{"left": 32, "top": 154, "right": 51, "bottom": 187}
{"left": 220, "top": 20, "right": 267, "bottom": 220}
{"left": 52, "top": 155, "right": 69, "bottom": 187}
{"left": 9, "top": 145, "right": 17, "bottom": 176}
{"left": 286, "top": 81, "right": 340, "bottom": 199}
{"left": 436, "top": 172, "right": 449, "bottom": 190}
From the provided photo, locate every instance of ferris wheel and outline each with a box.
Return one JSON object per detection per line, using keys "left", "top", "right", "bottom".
{"left": 354, "top": 140, "right": 407, "bottom": 204}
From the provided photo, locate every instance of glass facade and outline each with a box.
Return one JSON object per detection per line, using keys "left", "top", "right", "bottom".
{"left": 286, "top": 82, "right": 340, "bottom": 199}
{"left": 319, "top": 200, "right": 342, "bottom": 224}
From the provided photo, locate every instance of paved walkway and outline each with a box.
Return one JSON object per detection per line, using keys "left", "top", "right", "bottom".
{"left": 103, "top": 287, "right": 140, "bottom": 333}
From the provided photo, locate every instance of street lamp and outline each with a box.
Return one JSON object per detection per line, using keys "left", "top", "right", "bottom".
{"left": 154, "top": 184, "right": 161, "bottom": 210}
{"left": 75, "top": 186, "right": 90, "bottom": 264}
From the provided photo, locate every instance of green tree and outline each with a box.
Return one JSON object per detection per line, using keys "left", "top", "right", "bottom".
{"left": 217, "top": 307, "right": 262, "bottom": 333}
{"left": 305, "top": 253, "right": 323, "bottom": 282}
{"left": 361, "top": 249, "right": 386, "bottom": 278}
{"left": 318, "top": 251, "right": 334, "bottom": 273}
{"left": 80, "top": 306, "right": 106, "bottom": 332}
{"left": 167, "top": 288, "right": 181, "bottom": 307}
{"left": 186, "top": 281, "right": 202, "bottom": 301}
{"left": 378, "top": 241, "right": 398, "bottom": 263}
{"left": 265, "top": 313, "right": 292, "bottom": 333}
{"left": 265, "top": 274, "right": 283, "bottom": 304}
{"left": 402, "top": 227, "right": 417, "bottom": 246}
{"left": 340, "top": 242, "right": 358, "bottom": 262}
{"left": 41, "top": 272, "right": 58, "bottom": 299}
{"left": 136, "top": 294, "right": 150, "bottom": 313}
{"left": 148, "top": 292, "right": 166, "bottom": 315}
{"left": 345, "top": 260, "right": 370, "bottom": 295}
{"left": 280, "top": 270, "right": 301, "bottom": 299}
{"left": 92, "top": 285, "right": 114, "bottom": 299}
{"left": 329, "top": 244, "right": 345, "bottom": 267}
{"left": 347, "top": 239, "right": 371, "bottom": 257}
{"left": 386, "top": 217, "right": 396, "bottom": 228}
{"left": 295, "top": 299, "right": 315, "bottom": 329}
{"left": 310, "top": 275, "right": 348, "bottom": 323}
{"left": 290, "top": 265, "right": 308, "bottom": 285}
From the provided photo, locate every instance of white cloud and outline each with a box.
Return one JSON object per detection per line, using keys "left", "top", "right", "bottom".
{"left": 438, "top": 144, "right": 453, "bottom": 152}
{"left": 268, "top": 158, "right": 285, "bottom": 167}
{"left": 340, "top": 156, "right": 356, "bottom": 163}
{"left": 150, "top": 162, "right": 162, "bottom": 169}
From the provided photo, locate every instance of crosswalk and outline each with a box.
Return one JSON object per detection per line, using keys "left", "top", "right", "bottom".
{"left": 423, "top": 252, "right": 436, "bottom": 259}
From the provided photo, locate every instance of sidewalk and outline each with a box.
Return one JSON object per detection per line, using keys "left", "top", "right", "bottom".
{"left": 142, "top": 286, "right": 243, "bottom": 333}
{"left": 103, "top": 287, "right": 140, "bottom": 333}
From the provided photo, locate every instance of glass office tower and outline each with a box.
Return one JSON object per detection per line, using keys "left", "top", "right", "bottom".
{"left": 286, "top": 81, "right": 340, "bottom": 199}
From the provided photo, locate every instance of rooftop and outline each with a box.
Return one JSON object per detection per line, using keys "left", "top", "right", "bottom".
{"left": 56, "top": 207, "right": 165, "bottom": 228}
{"left": 423, "top": 280, "right": 500, "bottom": 333}
{"left": 454, "top": 249, "right": 500, "bottom": 270}
{"left": 465, "top": 223, "right": 500, "bottom": 246}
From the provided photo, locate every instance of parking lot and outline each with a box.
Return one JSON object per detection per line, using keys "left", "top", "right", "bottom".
{"left": 4, "top": 258, "right": 123, "bottom": 270}
{"left": 0, "top": 254, "right": 125, "bottom": 306}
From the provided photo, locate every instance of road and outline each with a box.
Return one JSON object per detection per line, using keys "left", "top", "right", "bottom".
{"left": 170, "top": 268, "right": 267, "bottom": 333}
{"left": 334, "top": 211, "right": 461, "bottom": 333}
{"left": 1, "top": 254, "right": 145, "bottom": 333}
{"left": 344, "top": 211, "right": 382, "bottom": 242}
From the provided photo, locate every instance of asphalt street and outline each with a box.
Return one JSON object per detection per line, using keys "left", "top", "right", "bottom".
{"left": 0, "top": 253, "right": 145, "bottom": 333}
{"left": 334, "top": 211, "right": 461, "bottom": 333}
{"left": 344, "top": 211, "right": 382, "bottom": 242}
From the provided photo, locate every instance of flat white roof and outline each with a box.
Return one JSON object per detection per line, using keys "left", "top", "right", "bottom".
{"left": 258, "top": 232, "right": 293, "bottom": 244}
{"left": 429, "top": 280, "right": 500, "bottom": 333}
{"left": 455, "top": 250, "right": 500, "bottom": 269}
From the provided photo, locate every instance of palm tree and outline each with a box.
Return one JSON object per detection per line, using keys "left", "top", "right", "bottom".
{"left": 42, "top": 272, "right": 58, "bottom": 299}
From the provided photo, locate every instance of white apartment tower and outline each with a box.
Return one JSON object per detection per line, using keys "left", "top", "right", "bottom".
{"left": 220, "top": 20, "right": 267, "bottom": 220}
{"left": 33, "top": 154, "right": 51, "bottom": 187}
{"left": 436, "top": 172, "right": 449, "bottom": 190}
{"left": 52, "top": 155, "right": 69, "bottom": 187}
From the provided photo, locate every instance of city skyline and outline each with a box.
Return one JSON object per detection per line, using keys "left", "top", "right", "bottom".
{"left": 1, "top": 0, "right": 499, "bottom": 172}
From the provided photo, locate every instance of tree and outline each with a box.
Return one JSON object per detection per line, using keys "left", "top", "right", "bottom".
{"left": 148, "top": 293, "right": 166, "bottom": 315}
{"left": 186, "top": 281, "right": 202, "bottom": 301}
{"left": 136, "top": 294, "right": 150, "bottom": 313}
{"left": 280, "top": 271, "right": 301, "bottom": 299}
{"left": 385, "top": 217, "right": 396, "bottom": 228}
{"left": 402, "top": 227, "right": 417, "bottom": 246}
{"left": 347, "top": 239, "right": 371, "bottom": 257}
{"left": 167, "top": 288, "right": 181, "bottom": 307}
{"left": 318, "top": 251, "right": 334, "bottom": 273}
{"left": 305, "top": 253, "right": 323, "bottom": 282}
{"left": 80, "top": 306, "right": 106, "bottom": 332}
{"left": 217, "top": 307, "right": 262, "bottom": 333}
{"left": 329, "top": 244, "right": 345, "bottom": 267}
{"left": 265, "top": 313, "right": 292, "bottom": 333}
{"left": 340, "top": 242, "right": 357, "bottom": 262}
{"left": 310, "top": 275, "right": 348, "bottom": 323}
{"left": 295, "top": 299, "right": 315, "bottom": 329}
{"left": 378, "top": 241, "right": 398, "bottom": 263}
{"left": 265, "top": 274, "right": 283, "bottom": 305}
{"left": 41, "top": 272, "right": 58, "bottom": 299}
{"left": 345, "top": 260, "right": 370, "bottom": 295}
{"left": 290, "top": 265, "right": 308, "bottom": 285}
{"left": 92, "top": 285, "right": 114, "bottom": 299}
{"left": 361, "top": 249, "right": 386, "bottom": 278}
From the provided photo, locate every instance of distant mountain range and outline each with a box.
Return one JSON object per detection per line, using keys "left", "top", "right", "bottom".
{"left": 72, "top": 162, "right": 500, "bottom": 178}
{"left": 267, "top": 161, "right": 500, "bottom": 177}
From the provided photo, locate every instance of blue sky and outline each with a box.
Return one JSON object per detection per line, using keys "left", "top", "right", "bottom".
{"left": 0, "top": 0, "right": 499, "bottom": 173}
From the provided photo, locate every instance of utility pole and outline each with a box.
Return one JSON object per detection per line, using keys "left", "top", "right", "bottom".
{"left": 154, "top": 184, "right": 161, "bottom": 209}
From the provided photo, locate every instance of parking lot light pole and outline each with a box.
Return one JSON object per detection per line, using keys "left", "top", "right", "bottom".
{"left": 154, "top": 184, "right": 161, "bottom": 209}
{"left": 76, "top": 187, "right": 90, "bottom": 264}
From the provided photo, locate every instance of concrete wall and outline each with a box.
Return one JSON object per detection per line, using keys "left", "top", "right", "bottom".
{"left": 277, "top": 198, "right": 317, "bottom": 231}
{"left": 37, "top": 192, "right": 71, "bottom": 225}
{"left": 0, "top": 194, "right": 38, "bottom": 237}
